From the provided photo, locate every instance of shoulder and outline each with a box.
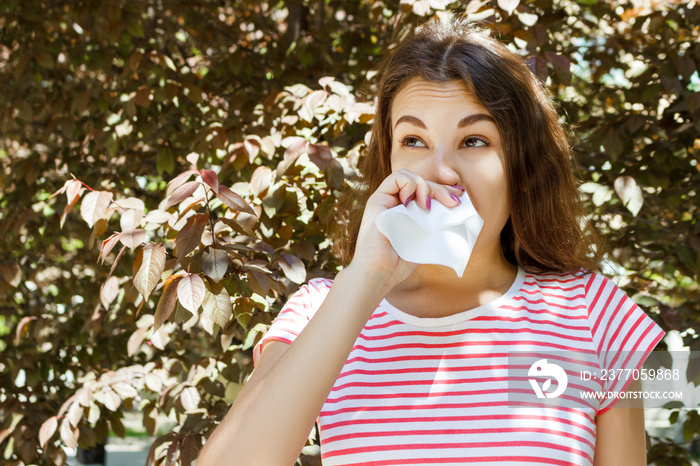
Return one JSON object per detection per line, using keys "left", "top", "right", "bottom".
{"left": 523, "top": 269, "right": 623, "bottom": 299}
{"left": 282, "top": 276, "right": 335, "bottom": 319}
{"left": 302, "top": 277, "right": 334, "bottom": 303}
{"left": 306, "top": 276, "right": 335, "bottom": 293}
{"left": 522, "top": 269, "right": 589, "bottom": 296}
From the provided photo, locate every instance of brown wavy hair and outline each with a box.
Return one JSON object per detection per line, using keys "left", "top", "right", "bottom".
{"left": 329, "top": 16, "right": 602, "bottom": 274}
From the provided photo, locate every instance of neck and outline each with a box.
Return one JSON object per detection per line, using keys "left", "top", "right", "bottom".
{"left": 392, "top": 244, "right": 518, "bottom": 298}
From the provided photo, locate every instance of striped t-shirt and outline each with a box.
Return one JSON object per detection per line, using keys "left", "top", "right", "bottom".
{"left": 254, "top": 268, "right": 665, "bottom": 466}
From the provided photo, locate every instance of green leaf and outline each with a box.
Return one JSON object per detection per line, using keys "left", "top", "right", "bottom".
{"left": 126, "top": 21, "right": 145, "bottom": 38}
{"left": 242, "top": 323, "right": 269, "bottom": 351}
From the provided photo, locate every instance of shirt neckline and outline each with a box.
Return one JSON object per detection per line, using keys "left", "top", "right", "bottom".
{"left": 379, "top": 267, "right": 526, "bottom": 327}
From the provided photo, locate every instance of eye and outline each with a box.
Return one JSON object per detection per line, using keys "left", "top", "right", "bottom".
{"left": 462, "top": 136, "right": 488, "bottom": 148}
{"left": 399, "top": 136, "right": 426, "bottom": 148}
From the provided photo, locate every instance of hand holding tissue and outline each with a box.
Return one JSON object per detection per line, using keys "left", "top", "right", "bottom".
{"left": 374, "top": 192, "right": 483, "bottom": 278}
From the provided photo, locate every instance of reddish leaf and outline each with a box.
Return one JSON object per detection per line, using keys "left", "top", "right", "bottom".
{"left": 544, "top": 52, "right": 572, "bottom": 85}
{"left": 167, "top": 438, "right": 180, "bottom": 464}
{"left": 120, "top": 209, "right": 144, "bottom": 232}
{"left": 166, "top": 181, "right": 200, "bottom": 209}
{"left": 186, "top": 152, "right": 199, "bottom": 167}
{"left": 119, "top": 229, "right": 146, "bottom": 251}
{"left": 276, "top": 137, "right": 308, "bottom": 177}
{"left": 14, "top": 316, "right": 36, "bottom": 345}
{"left": 135, "top": 85, "right": 151, "bottom": 108}
{"left": 143, "top": 406, "right": 158, "bottom": 437}
{"left": 146, "top": 433, "right": 177, "bottom": 466}
{"left": 166, "top": 169, "right": 198, "bottom": 196}
{"left": 201, "top": 246, "right": 229, "bottom": 283}
{"left": 112, "top": 381, "right": 138, "bottom": 399}
{"left": 89, "top": 217, "right": 109, "bottom": 249}
{"left": 676, "top": 55, "right": 697, "bottom": 80}
{"left": 181, "top": 434, "right": 200, "bottom": 466}
{"left": 220, "top": 217, "right": 256, "bottom": 237}
{"left": 1, "top": 263, "right": 21, "bottom": 287}
{"left": 250, "top": 166, "right": 274, "bottom": 197}
{"left": 144, "top": 209, "right": 173, "bottom": 225}
{"left": 217, "top": 185, "right": 255, "bottom": 215}
{"left": 526, "top": 55, "right": 548, "bottom": 82}
{"left": 154, "top": 275, "right": 183, "bottom": 330}
{"left": 319, "top": 76, "right": 335, "bottom": 89}
{"left": 246, "top": 270, "right": 270, "bottom": 297}
{"left": 325, "top": 159, "right": 345, "bottom": 190}
{"left": 39, "top": 416, "right": 58, "bottom": 450}
{"left": 309, "top": 144, "right": 334, "bottom": 171}
{"left": 129, "top": 50, "right": 142, "bottom": 72}
{"left": 65, "top": 179, "right": 83, "bottom": 206}
{"left": 411, "top": 0, "right": 430, "bottom": 15}
{"left": 661, "top": 75, "right": 682, "bottom": 95}
{"left": 689, "top": 92, "right": 700, "bottom": 115}
{"left": 202, "top": 283, "right": 232, "bottom": 328}
{"left": 127, "top": 326, "right": 149, "bottom": 357}
{"left": 81, "top": 191, "right": 113, "bottom": 228}
{"left": 100, "top": 276, "right": 120, "bottom": 309}
{"left": 299, "top": 90, "right": 327, "bottom": 122}
{"left": 67, "top": 401, "right": 83, "bottom": 428}
{"left": 103, "top": 387, "right": 121, "bottom": 411}
{"left": 99, "top": 233, "right": 121, "bottom": 264}
{"left": 614, "top": 176, "right": 644, "bottom": 216}
{"left": 177, "top": 274, "right": 205, "bottom": 314}
{"left": 60, "top": 418, "right": 79, "bottom": 449}
{"left": 602, "top": 127, "right": 624, "bottom": 161}
{"left": 498, "top": 0, "right": 519, "bottom": 13}
{"left": 180, "top": 386, "right": 201, "bottom": 412}
{"left": 200, "top": 169, "right": 219, "bottom": 194}
{"left": 110, "top": 416, "right": 126, "bottom": 439}
{"left": 279, "top": 254, "right": 307, "bottom": 284}
{"left": 175, "top": 214, "right": 208, "bottom": 261}
{"left": 132, "top": 243, "right": 166, "bottom": 300}
{"left": 177, "top": 198, "right": 206, "bottom": 222}
{"left": 3, "top": 423, "right": 22, "bottom": 445}
{"left": 244, "top": 137, "right": 261, "bottom": 163}
{"left": 145, "top": 373, "right": 163, "bottom": 393}
{"left": 60, "top": 194, "right": 81, "bottom": 229}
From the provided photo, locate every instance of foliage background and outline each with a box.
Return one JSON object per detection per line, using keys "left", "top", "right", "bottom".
{"left": 0, "top": 0, "right": 698, "bottom": 464}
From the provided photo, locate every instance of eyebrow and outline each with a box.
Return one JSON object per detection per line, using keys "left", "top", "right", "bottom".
{"left": 394, "top": 113, "right": 496, "bottom": 129}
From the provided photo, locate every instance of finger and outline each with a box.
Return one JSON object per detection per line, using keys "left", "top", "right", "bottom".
{"left": 398, "top": 170, "right": 432, "bottom": 210}
{"left": 426, "top": 181, "right": 464, "bottom": 208}
{"left": 380, "top": 169, "right": 427, "bottom": 208}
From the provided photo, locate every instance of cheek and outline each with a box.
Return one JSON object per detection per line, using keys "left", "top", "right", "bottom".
{"left": 463, "top": 157, "right": 510, "bottom": 224}
{"left": 389, "top": 150, "right": 414, "bottom": 173}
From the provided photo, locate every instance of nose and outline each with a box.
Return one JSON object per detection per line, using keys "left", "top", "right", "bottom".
{"left": 429, "top": 147, "right": 461, "bottom": 187}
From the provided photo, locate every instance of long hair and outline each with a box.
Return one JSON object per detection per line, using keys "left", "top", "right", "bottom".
{"left": 330, "top": 16, "right": 602, "bottom": 274}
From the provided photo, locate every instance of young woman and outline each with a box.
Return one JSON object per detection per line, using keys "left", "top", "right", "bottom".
{"left": 199, "top": 17, "right": 664, "bottom": 466}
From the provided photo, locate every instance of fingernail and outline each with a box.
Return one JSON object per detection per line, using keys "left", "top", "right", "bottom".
{"left": 450, "top": 193, "right": 461, "bottom": 204}
{"left": 426, "top": 196, "right": 432, "bottom": 210}
{"left": 452, "top": 185, "right": 465, "bottom": 191}
{"left": 403, "top": 195, "right": 413, "bottom": 207}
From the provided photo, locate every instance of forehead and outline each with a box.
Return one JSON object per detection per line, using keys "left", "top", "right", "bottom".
{"left": 390, "top": 78, "right": 489, "bottom": 123}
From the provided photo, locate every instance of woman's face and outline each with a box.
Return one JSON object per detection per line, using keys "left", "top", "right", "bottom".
{"left": 389, "top": 77, "right": 510, "bottom": 256}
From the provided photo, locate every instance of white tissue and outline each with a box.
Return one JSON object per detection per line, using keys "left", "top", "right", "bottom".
{"left": 374, "top": 192, "right": 484, "bottom": 277}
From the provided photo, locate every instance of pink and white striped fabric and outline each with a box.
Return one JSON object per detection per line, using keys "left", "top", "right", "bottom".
{"left": 254, "top": 269, "right": 665, "bottom": 466}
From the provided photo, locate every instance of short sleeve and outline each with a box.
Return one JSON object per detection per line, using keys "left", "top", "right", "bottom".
{"left": 253, "top": 277, "right": 333, "bottom": 366}
{"left": 585, "top": 273, "right": 666, "bottom": 413}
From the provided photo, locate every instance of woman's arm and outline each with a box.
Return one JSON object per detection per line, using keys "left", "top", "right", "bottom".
{"left": 197, "top": 170, "right": 462, "bottom": 465}
{"left": 197, "top": 264, "right": 392, "bottom": 465}
{"left": 593, "top": 377, "right": 647, "bottom": 466}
